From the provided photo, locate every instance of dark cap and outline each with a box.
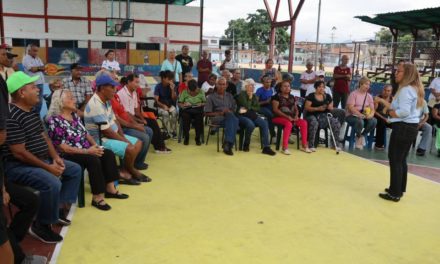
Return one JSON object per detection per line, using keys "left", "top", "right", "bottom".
{"left": 70, "top": 63, "right": 83, "bottom": 70}
{"left": 7, "top": 52, "right": 18, "bottom": 59}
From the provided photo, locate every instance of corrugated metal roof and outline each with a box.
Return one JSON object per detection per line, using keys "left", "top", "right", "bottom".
{"left": 355, "top": 7, "right": 440, "bottom": 30}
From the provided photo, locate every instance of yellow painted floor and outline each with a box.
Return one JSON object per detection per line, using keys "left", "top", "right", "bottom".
{"left": 57, "top": 138, "right": 440, "bottom": 264}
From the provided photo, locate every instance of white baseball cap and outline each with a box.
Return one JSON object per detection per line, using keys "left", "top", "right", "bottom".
{"left": 317, "top": 71, "right": 325, "bottom": 77}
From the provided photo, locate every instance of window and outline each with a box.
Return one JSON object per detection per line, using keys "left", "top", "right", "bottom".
{"left": 102, "top": 41, "right": 127, "bottom": 49}
{"left": 202, "top": 39, "right": 208, "bottom": 45}
{"left": 136, "top": 43, "right": 160, "bottom": 50}
{"left": 210, "top": 39, "right": 217, "bottom": 44}
{"left": 12, "top": 38, "right": 39, "bottom": 47}
{"left": 52, "top": 40, "right": 78, "bottom": 48}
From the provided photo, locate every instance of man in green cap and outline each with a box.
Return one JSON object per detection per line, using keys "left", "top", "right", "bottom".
{"left": 0, "top": 47, "right": 47, "bottom": 263}
{"left": 3, "top": 71, "right": 82, "bottom": 244}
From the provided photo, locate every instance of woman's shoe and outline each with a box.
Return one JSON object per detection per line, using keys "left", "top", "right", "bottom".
{"left": 105, "top": 191, "right": 129, "bottom": 199}
{"left": 281, "top": 148, "right": 291, "bottom": 155}
{"left": 91, "top": 200, "right": 112, "bottom": 211}
{"left": 378, "top": 192, "right": 400, "bottom": 202}
{"left": 301, "top": 147, "right": 312, "bottom": 153}
{"left": 133, "top": 174, "right": 152, "bottom": 183}
{"left": 309, "top": 147, "right": 317, "bottom": 152}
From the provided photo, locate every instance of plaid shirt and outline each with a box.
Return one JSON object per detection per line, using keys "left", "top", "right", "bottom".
{"left": 62, "top": 76, "right": 93, "bottom": 107}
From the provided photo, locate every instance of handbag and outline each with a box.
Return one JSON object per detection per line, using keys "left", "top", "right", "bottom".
{"left": 243, "top": 109, "right": 258, "bottom": 120}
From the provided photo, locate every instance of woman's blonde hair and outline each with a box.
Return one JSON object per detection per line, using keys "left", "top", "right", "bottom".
{"left": 396, "top": 63, "right": 425, "bottom": 108}
{"left": 46, "top": 89, "right": 70, "bottom": 120}
{"left": 358, "top": 76, "right": 370, "bottom": 88}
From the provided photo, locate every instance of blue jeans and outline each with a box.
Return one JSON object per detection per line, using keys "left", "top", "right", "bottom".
{"left": 238, "top": 115, "right": 270, "bottom": 147}
{"left": 123, "top": 126, "right": 152, "bottom": 167}
{"left": 218, "top": 112, "right": 239, "bottom": 145}
{"left": 345, "top": 115, "right": 377, "bottom": 137}
{"left": 32, "top": 84, "right": 44, "bottom": 116}
{"left": 258, "top": 106, "right": 275, "bottom": 137}
{"left": 4, "top": 159, "right": 82, "bottom": 225}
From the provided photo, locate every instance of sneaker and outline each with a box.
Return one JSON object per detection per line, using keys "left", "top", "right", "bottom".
{"left": 309, "top": 147, "right": 317, "bottom": 152}
{"left": 57, "top": 209, "right": 71, "bottom": 226}
{"left": 29, "top": 223, "right": 63, "bottom": 244}
{"left": 262, "top": 147, "right": 276, "bottom": 156}
{"left": 243, "top": 144, "right": 250, "bottom": 152}
{"left": 378, "top": 192, "right": 400, "bottom": 202}
{"left": 155, "top": 148, "right": 172, "bottom": 154}
{"left": 281, "top": 148, "right": 291, "bottom": 155}
{"left": 171, "top": 132, "right": 178, "bottom": 140}
{"left": 21, "top": 254, "right": 48, "bottom": 264}
{"left": 416, "top": 148, "right": 425, "bottom": 156}
{"left": 375, "top": 145, "right": 385, "bottom": 151}
{"left": 223, "top": 143, "right": 233, "bottom": 156}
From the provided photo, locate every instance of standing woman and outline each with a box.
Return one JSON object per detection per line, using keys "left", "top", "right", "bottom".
{"left": 379, "top": 63, "right": 425, "bottom": 202}
{"left": 261, "top": 58, "right": 281, "bottom": 87}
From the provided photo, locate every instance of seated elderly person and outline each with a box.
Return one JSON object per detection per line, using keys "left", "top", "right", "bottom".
{"left": 47, "top": 89, "right": 129, "bottom": 211}
{"left": 346, "top": 77, "right": 377, "bottom": 149}
{"left": 432, "top": 97, "right": 440, "bottom": 157}
{"left": 178, "top": 72, "right": 194, "bottom": 94}
{"left": 373, "top": 84, "right": 393, "bottom": 150}
{"left": 154, "top": 70, "right": 178, "bottom": 139}
{"left": 4, "top": 72, "right": 81, "bottom": 243}
{"left": 304, "top": 81, "right": 341, "bottom": 152}
{"left": 44, "top": 78, "right": 63, "bottom": 109}
{"left": 236, "top": 78, "right": 276, "bottom": 155}
{"left": 272, "top": 80, "right": 311, "bottom": 154}
{"left": 201, "top": 73, "right": 217, "bottom": 95}
{"left": 62, "top": 63, "right": 93, "bottom": 117}
{"left": 256, "top": 74, "right": 276, "bottom": 138}
{"left": 221, "top": 69, "right": 237, "bottom": 96}
{"left": 115, "top": 74, "right": 152, "bottom": 170}
{"left": 84, "top": 74, "right": 149, "bottom": 185}
{"left": 204, "top": 77, "right": 239, "bottom": 155}
{"left": 307, "top": 71, "right": 346, "bottom": 125}
{"left": 178, "top": 79, "right": 206, "bottom": 145}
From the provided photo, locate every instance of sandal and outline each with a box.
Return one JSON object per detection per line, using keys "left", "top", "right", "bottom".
{"left": 301, "top": 147, "right": 312, "bottom": 153}
{"left": 119, "top": 178, "right": 141, "bottom": 185}
{"left": 91, "top": 200, "right": 112, "bottom": 211}
{"left": 133, "top": 174, "right": 152, "bottom": 183}
{"left": 105, "top": 191, "right": 129, "bottom": 199}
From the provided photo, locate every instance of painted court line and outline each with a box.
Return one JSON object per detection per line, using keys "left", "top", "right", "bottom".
{"left": 49, "top": 204, "right": 77, "bottom": 264}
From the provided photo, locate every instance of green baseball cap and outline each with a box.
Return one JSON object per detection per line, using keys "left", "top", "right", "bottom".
{"left": 6, "top": 71, "right": 40, "bottom": 94}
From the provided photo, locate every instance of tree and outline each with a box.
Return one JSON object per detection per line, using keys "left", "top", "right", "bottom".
{"left": 224, "top": 9, "right": 290, "bottom": 54}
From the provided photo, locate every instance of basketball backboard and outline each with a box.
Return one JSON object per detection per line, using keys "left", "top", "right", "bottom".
{"left": 106, "top": 18, "right": 134, "bottom": 37}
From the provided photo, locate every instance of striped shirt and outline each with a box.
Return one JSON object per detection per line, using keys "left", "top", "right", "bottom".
{"left": 84, "top": 93, "right": 118, "bottom": 142}
{"left": 4, "top": 104, "right": 48, "bottom": 161}
{"left": 62, "top": 76, "right": 93, "bottom": 108}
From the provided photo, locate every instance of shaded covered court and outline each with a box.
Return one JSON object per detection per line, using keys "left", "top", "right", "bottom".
{"left": 53, "top": 138, "right": 440, "bottom": 263}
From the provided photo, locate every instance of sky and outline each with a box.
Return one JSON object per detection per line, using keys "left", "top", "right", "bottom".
{"left": 188, "top": 0, "right": 439, "bottom": 43}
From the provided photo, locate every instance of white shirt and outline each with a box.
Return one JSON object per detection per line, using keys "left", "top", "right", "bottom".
{"left": 305, "top": 85, "right": 333, "bottom": 97}
{"left": 101, "top": 60, "right": 121, "bottom": 71}
{"left": 300, "top": 71, "right": 316, "bottom": 91}
{"left": 22, "top": 54, "right": 45, "bottom": 85}
{"left": 428, "top": 77, "right": 440, "bottom": 100}
{"left": 117, "top": 86, "right": 138, "bottom": 115}
{"left": 201, "top": 81, "right": 215, "bottom": 93}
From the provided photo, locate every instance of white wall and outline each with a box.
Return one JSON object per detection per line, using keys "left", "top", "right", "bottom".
{"left": 2, "top": 0, "right": 200, "bottom": 45}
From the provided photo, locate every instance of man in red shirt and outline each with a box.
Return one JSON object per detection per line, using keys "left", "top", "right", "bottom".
{"left": 332, "top": 55, "right": 351, "bottom": 109}
{"left": 197, "top": 50, "right": 212, "bottom": 87}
